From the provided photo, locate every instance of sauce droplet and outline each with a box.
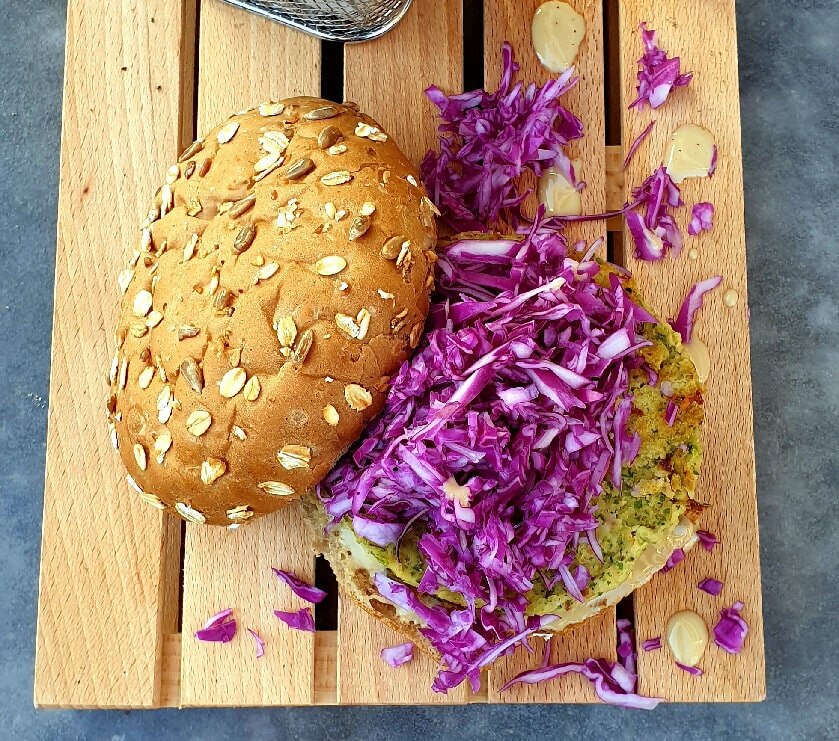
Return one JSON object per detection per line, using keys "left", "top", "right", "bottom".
{"left": 684, "top": 337, "right": 710, "bottom": 383}
{"left": 688, "top": 248, "right": 699, "bottom": 260}
{"left": 538, "top": 165, "right": 582, "bottom": 216}
{"left": 664, "top": 124, "right": 716, "bottom": 184}
{"left": 723, "top": 288, "right": 739, "bottom": 307}
{"left": 531, "top": 1, "right": 586, "bottom": 74}
{"left": 666, "top": 610, "right": 709, "bottom": 667}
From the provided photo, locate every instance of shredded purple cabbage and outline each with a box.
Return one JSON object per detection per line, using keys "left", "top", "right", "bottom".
{"left": 664, "top": 399, "right": 678, "bottom": 427}
{"left": 623, "top": 121, "right": 656, "bottom": 170}
{"left": 421, "top": 43, "right": 582, "bottom": 232}
{"left": 671, "top": 276, "right": 723, "bottom": 344}
{"left": 627, "top": 167, "right": 684, "bottom": 261}
{"left": 195, "top": 608, "right": 237, "bottom": 643}
{"left": 625, "top": 211, "right": 664, "bottom": 261}
{"left": 540, "top": 637, "right": 553, "bottom": 667}
{"left": 675, "top": 662, "right": 704, "bottom": 676}
{"left": 630, "top": 23, "right": 693, "bottom": 110}
{"left": 316, "top": 39, "right": 714, "bottom": 703}
{"left": 381, "top": 642, "right": 415, "bottom": 668}
{"left": 247, "top": 628, "right": 266, "bottom": 658}
{"left": 642, "top": 636, "right": 662, "bottom": 652}
{"left": 696, "top": 530, "right": 719, "bottom": 552}
{"left": 617, "top": 618, "right": 637, "bottom": 675}
{"left": 698, "top": 577, "right": 724, "bottom": 596}
{"left": 272, "top": 567, "right": 327, "bottom": 604}
{"left": 713, "top": 601, "right": 749, "bottom": 654}
{"left": 688, "top": 202, "right": 715, "bottom": 236}
{"left": 662, "top": 547, "right": 685, "bottom": 573}
{"left": 420, "top": 39, "right": 691, "bottom": 267}
{"left": 501, "top": 619, "right": 661, "bottom": 709}
{"left": 273, "top": 608, "right": 315, "bottom": 632}
{"left": 319, "top": 218, "right": 662, "bottom": 694}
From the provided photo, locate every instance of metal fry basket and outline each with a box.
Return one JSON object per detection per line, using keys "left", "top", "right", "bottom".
{"left": 219, "top": 0, "right": 414, "bottom": 42}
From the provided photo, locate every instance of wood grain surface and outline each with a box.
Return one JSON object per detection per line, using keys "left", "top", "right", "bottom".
{"left": 33, "top": 0, "right": 195, "bottom": 709}
{"left": 177, "top": 0, "right": 321, "bottom": 707}
{"left": 36, "top": 0, "right": 764, "bottom": 708}
{"left": 618, "top": 0, "right": 765, "bottom": 701}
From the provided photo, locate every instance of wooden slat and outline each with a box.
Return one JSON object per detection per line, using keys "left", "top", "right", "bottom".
{"left": 178, "top": 0, "right": 321, "bottom": 707}
{"left": 618, "top": 0, "right": 765, "bottom": 701}
{"left": 337, "top": 602, "right": 474, "bottom": 705}
{"left": 34, "top": 0, "right": 194, "bottom": 709}
{"left": 180, "top": 507, "right": 317, "bottom": 707}
{"left": 339, "top": 0, "right": 469, "bottom": 704}
{"left": 483, "top": 0, "right": 616, "bottom": 704}
{"left": 314, "top": 632, "right": 338, "bottom": 705}
{"left": 160, "top": 633, "right": 183, "bottom": 707}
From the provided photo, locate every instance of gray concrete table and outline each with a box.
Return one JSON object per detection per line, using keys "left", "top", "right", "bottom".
{"left": 2, "top": 1, "right": 836, "bottom": 738}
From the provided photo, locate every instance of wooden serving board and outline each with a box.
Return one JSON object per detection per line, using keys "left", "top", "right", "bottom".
{"left": 35, "top": 0, "right": 764, "bottom": 708}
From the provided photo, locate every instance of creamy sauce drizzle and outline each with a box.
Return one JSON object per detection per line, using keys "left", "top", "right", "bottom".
{"left": 684, "top": 338, "right": 711, "bottom": 383}
{"left": 723, "top": 288, "right": 739, "bottom": 307}
{"left": 538, "top": 164, "right": 582, "bottom": 216}
{"left": 531, "top": 1, "right": 586, "bottom": 73}
{"left": 665, "top": 124, "right": 716, "bottom": 184}
{"left": 666, "top": 610, "right": 709, "bottom": 667}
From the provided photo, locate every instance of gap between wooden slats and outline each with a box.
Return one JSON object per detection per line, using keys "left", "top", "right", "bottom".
{"left": 178, "top": 0, "right": 320, "bottom": 707}
{"left": 617, "top": 0, "right": 765, "bottom": 702}
{"left": 482, "top": 0, "right": 616, "bottom": 704}
{"left": 338, "top": 0, "right": 469, "bottom": 704}
{"left": 34, "top": 0, "right": 195, "bottom": 709}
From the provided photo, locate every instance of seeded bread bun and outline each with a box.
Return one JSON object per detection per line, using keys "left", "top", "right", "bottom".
{"left": 107, "top": 97, "right": 437, "bottom": 526}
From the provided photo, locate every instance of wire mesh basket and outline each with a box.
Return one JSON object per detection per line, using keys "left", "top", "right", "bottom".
{"left": 219, "top": 0, "right": 414, "bottom": 42}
